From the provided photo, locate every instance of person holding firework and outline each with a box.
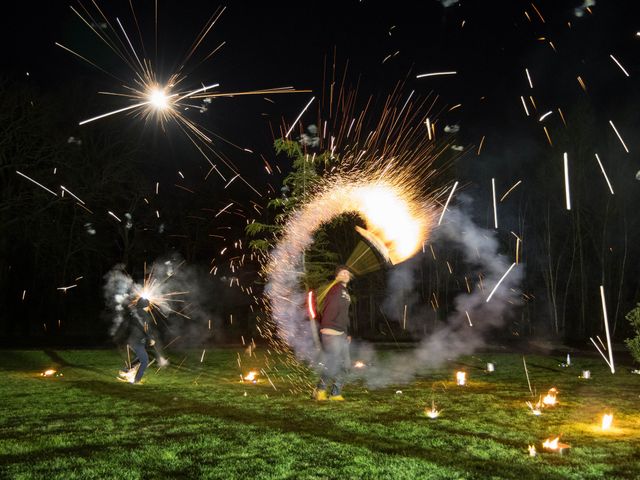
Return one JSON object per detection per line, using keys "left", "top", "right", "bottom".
{"left": 118, "top": 297, "right": 168, "bottom": 384}
{"left": 314, "top": 265, "right": 353, "bottom": 401}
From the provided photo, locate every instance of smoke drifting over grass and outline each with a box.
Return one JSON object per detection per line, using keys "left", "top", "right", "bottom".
{"left": 353, "top": 202, "right": 523, "bottom": 388}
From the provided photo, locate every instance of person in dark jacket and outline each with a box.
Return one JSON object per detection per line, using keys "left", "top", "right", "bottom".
{"left": 314, "top": 265, "right": 353, "bottom": 401}
{"left": 118, "top": 297, "right": 167, "bottom": 384}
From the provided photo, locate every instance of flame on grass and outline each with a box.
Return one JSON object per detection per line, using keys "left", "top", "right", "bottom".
{"left": 542, "top": 387, "right": 558, "bottom": 406}
{"left": 601, "top": 413, "right": 613, "bottom": 431}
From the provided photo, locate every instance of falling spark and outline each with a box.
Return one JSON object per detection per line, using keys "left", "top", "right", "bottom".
{"left": 426, "top": 118, "right": 432, "bottom": 140}
{"left": 477, "top": 135, "right": 485, "bottom": 155}
{"left": 285, "top": 96, "right": 315, "bottom": 138}
{"left": 16, "top": 171, "right": 58, "bottom": 197}
{"left": 594, "top": 154, "right": 614, "bottom": 194}
{"left": 563, "top": 152, "right": 571, "bottom": 210}
{"left": 57, "top": 284, "right": 78, "bottom": 292}
{"left": 557, "top": 107, "right": 567, "bottom": 126}
{"left": 590, "top": 337, "right": 612, "bottom": 369}
{"left": 200, "top": 349, "right": 206, "bottom": 363}
{"left": 402, "top": 304, "right": 408, "bottom": 330}
{"left": 538, "top": 111, "right": 552, "bottom": 122}
{"left": 60, "top": 186, "right": 85, "bottom": 204}
{"left": 543, "top": 126, "right": 552, "bottom": 145}
{"left": 215, "top": 202, "right": 233, "bottom": 217}
{"left": 108, "top": 211, "right": 122, "bottom": 222}
{"left": 492, "top": 178, "right": 498, "bottom": 229}
{"left": 609, "top": 54, "right": 630, "bottom": 77}
{"left": 520, "top": 96, "right": 530, "bottom": 116}
{"left": 577, "top": 76, "right": 587, "bottom": 92}
{"left": 500, "top": 180, "right": 522, "bottom": 202}
{"left": 600, "top": 285, "right": 615, "bottom": 374}
{"left": 416, "top": 71, "right": 457, "bottom": 78}
{"left": 485, "top": 262, "right": 517, "bottom": 302}
{"left": 525, "top": 68, "right": 533, "bottom": 89}
{"left": 437, "top": 181, "right": 459, "bottom": 225}
{"left": 609, "top": 120, "right": 629, "bottom": 153}
{"left": 465, "top": 311, "right": 473, "bottom": 327}
{"left": 522, "top": 356, "right": 533, "bottom": 394}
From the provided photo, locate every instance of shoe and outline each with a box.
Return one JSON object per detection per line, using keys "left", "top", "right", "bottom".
{"left": 329, "top": 394, "right": 345, "bottom": 401}
{"left": 313, "top": 389, "right": 328, "bottom": 401}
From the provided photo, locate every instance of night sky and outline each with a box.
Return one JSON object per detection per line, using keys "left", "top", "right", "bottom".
{"left": 2, "top": 0, "right": 640, "bottom": 343}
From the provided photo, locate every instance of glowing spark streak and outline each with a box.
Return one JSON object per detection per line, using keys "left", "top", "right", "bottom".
{"left": 609, "top": 54, "right": 630, "bottom": 77}
{"left": 176, "top": 83, "right": 220, "bottom": 103}
{"left": 522, "top": 356, "right": 533, "bottom": 394}
{"left": 525, "top": 68, "right": 533, "bottom": 89}
{"left": 60, "top": 186, "right": 85, "bottom": 204}
{"left": 403, "top": 304, "right": 407, "bottom": 330}
{"left": 486, "top": 262, "right": 517, "bottom": 303}
{"left": 563, "top": 152, "right": 571, "bottom": 210}
{"left": 492, "top": 178, "right": 498, "bottom": 229}
{"left": 200, "top": 349, "right": 206, "bottom": 363}
{"left": 609, "top": 120, "right": 629, "bottom": 153}
{"left": 600, "top": 285, "right": 615, "bottom": 374}
{"left": 557, "top": 108, "right": 567, "bottom": 126}
{"left": 79, "top": 101, "right": 150, "bottom": 125}
{"left": 500, "top": 180, "right": 522, "bottom": 202}
{"left": 465, "top": 311, "right": 472, "bottom": 327}
{"left": 116, "top": 17, "right": 144, "bottom": 72}
{"left": 590, "top": 337, "right": 612, "bottom": 369}
{"left": 108, "top": 211, "right": 122, "bottom": 222}
{"left": 416, "top": 71, "right": 457, "bottom": 78}
{"left": 285, "top": 96, "right": 315, "bottom": 138}
{"left": 477, "top": 136, "right": 485, "bottom": 155}
{"left": 530, "top": 3, "right": 545, "bottom": 22}
{"left": 520, "top": 96, "right": 530, "bottom": 116}
{"left": 57, "top": 284, "right": 78, "bottom": 291}
{"left": 16, "top": 171, "right": 58, "bottom": 197}
{"left": 426, "top": 118, "right": 432, "bottom": 140}
{"left": 307, "top": 291, "right": 316, "bottom": 319}
{"left": 543, "top": 126, "right": 552, "bottom": 146}
{"left": 437, "top": 181, "right": 459, "bottom": 225}
{"left": 224, "top": 174, "right": 240, "bottom": 189}
{"left": 594, "top": 154, "right": 614, "bottom": 195}
{"left": 215, "top": 202, "right": 233, "bottom": 217}
{"left": 538, "top": 111, "right": 552, "bottom": 122}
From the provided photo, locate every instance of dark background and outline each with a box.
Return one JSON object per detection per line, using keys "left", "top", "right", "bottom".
{"left": 1, "top": 0, "right": 639, "bottom": 346}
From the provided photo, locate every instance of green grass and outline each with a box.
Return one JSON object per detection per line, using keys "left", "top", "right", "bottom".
{"left": 0, "top": 348, "right": 638, "bottom": 479}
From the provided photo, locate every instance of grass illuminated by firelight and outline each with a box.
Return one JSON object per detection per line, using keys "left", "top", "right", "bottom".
{"left": 0, "top": 349, "right": 638, "bottom": 479}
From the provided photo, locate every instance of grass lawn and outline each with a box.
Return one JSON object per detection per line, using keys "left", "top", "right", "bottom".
{"left": 0, "top": 348, "right": 638, "bottom": 479}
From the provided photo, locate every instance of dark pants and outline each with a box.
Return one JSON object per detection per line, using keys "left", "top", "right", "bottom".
{"left": 317, "top": 333, "right": 350, "bottom": 396}
{"left": 131, "top": 342, "right": 149, "bottom": 383}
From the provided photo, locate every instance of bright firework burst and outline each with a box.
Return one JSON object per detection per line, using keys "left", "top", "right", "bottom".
{"left": 57, "top": 2, "right": 309, "bottom": 194}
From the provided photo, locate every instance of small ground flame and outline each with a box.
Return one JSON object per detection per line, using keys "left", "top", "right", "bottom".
{"left": 456, "top": 371, "right": 466, "bottom": 386}
{"left": 601, "top": 413, "right": 613, "bottom": 431}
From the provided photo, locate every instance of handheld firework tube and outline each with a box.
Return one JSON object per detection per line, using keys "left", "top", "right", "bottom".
{"left": 265, "top": 175, "right": 433, "bottom": 362}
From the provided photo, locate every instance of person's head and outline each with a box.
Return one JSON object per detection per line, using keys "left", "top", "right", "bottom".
{"left": 136, "top": 297, "right": 150, "bottom": 310}
{"left": 334, "top": 265, "right": 353, "bottom": 285}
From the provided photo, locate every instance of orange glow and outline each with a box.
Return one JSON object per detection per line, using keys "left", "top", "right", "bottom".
{"left": 307, "top": 290, "right": 316, "bottom": 319}
{"left": 601, "top": 413, "right": 613, "bottom": 431}
{"left": 456, "top": 371, "right": 466, "bottom": 386}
